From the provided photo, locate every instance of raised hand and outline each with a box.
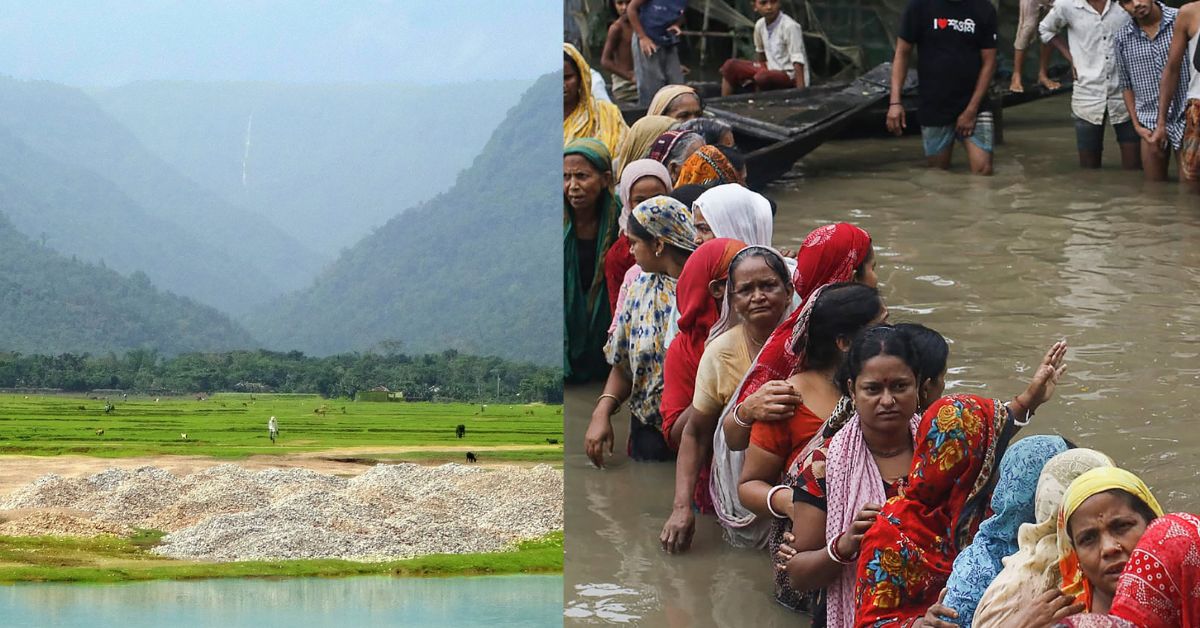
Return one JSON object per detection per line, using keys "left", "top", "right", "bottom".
{"left": 1017, "top": 340, "right": 1068, "bottom": 415}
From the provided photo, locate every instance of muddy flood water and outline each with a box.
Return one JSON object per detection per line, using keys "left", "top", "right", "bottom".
{"left": 564, "top": 94, "right": 1199, "bottom": 627}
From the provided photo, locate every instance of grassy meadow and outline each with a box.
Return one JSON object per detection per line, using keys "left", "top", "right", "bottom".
{"left": 0, "top": 393, "right": 563, "bottom": 460}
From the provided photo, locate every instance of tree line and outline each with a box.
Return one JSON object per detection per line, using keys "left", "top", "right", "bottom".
{"left": 0, "top": 348, "right": 563, "bottom": 403}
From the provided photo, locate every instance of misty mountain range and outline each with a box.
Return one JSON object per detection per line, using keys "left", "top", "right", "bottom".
{"left": 0, "top": 73, "right": 558, "bottom": 365}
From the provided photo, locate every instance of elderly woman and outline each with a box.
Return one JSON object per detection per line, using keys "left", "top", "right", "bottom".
{"left": 1056, "top": 468, "right": 1165, "bottom": 615}
{"left": 691, "top": 183, "right": 774, "bottom": 247}
{"left": 564, "top": 138, "right": 621, "bottom": 384}
{"left": 659, "top": 245, "right": 793, "bottom": 553}
{"left": 724, "top": 223, "right": 876, "bottom": 453}
{"left": 584, "top": 196, "right": 697, "bottom": 466}
{"left": 564, "top": 43, "right": 627, "bottom": 154}
{"left": 1070, "top": 512, "right": 1200, "bottom": 628}
{"left": 648, "top": 84, "right": 703, "bottom": 121}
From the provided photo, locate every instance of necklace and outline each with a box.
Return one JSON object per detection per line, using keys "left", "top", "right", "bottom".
{"left": 866, "top": 443, "right": 910, "bottom": 458}
{"left": 742, "top": 326, "right": 767, "bottom": 354}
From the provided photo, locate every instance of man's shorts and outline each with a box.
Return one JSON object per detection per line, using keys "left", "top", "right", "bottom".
{"left": 921, "top": 111, "right": 995, "bottom": 156}
{"left": 1182, "top": 99, "right": 1200, "bottom": 181}
{"left": 1074, "top": 115, "right": 1139, "bottom": 153}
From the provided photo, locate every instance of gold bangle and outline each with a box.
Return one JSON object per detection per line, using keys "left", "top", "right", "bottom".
{"left": 597, "top": 393, "right": 621, "bottom": 414}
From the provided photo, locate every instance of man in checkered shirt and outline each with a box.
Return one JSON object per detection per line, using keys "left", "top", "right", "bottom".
{"left": 1115, "top": 0, "right": 1191, "bottom": 181}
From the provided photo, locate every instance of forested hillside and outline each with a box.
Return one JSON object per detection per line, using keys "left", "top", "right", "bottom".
{"left": 246, "top": 73, "right": 559, "bottom": 365}
{"left": 0, "top": 213, "right": 255, "bottom": 355}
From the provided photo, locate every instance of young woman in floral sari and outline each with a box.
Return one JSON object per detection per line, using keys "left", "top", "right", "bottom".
{"left": 584, "top": 196, "right": 696, "bottom": 466}
{"left": 852, "top": 340, "right": 1068, "bottom": 627}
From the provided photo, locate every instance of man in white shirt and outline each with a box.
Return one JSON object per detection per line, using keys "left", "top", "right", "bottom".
{"left": 1040, "top": 0, "right": 1141, "bottom": 169}
{"left": 718, "top": 0, "right": 808, "bottom": 96}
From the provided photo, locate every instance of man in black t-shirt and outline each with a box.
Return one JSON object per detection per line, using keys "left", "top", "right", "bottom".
{"left": 886, "top": 0, "right": 999, "bottom": 175}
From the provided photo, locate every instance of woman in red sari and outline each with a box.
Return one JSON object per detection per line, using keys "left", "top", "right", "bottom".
{"left": 852, "top": 342, "right": 1068, "bottom": 628}
{"left": 660, "top": 237, "right": 747, "bottom": 450}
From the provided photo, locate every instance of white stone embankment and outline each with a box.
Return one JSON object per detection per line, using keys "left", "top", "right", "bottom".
{"left": 0, "top": 463, "right": 563, "bottom": 562}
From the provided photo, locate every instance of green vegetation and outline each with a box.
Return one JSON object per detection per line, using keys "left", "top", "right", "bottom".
{"left": 0, "top": 349, "right": 561, "bottom": 402}
{"left": 0, "top": 394, "right": 562, "bottom": 459}
{"left": 0, "top": 531, "right": 563, "bottom": 583}
{"left": 0, "top": 214, "right": 255, "bottom": 357}
{"left": 246, "top": 72, "right": 560, "bottom": 365}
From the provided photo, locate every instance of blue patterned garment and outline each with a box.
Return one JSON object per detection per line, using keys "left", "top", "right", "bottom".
{"left": 941, "top": 435, "right": 1069, "bottom": 627}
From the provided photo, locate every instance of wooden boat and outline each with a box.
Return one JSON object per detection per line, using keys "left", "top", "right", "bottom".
{"left": 618, "top": 63, "right": 894, "bottom": 189}
{"left": 617, "top": 63, "right": 1070, "bottom": 187}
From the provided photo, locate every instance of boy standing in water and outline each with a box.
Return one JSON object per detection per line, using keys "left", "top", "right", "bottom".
{"left": 627, "top": 0, "right": 687, "bottom": 107}
{"left": 718, "top": 0, "right": 809, "bottom": 96}
{"left": 1114, "top": 0, "right": 1190, "bottom": 181}
{"left": 601, "top": 0, "right": 638, "bottom": 103}
{"left": 887, "top": 0, "right": 998, "bottom": 175}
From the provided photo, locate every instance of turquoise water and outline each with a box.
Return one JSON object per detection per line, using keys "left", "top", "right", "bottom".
{"left": 0, "top": 574, "right": 562, "bottom": 627}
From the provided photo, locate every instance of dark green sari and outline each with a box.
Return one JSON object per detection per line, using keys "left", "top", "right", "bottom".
{"left": 564, "top": 139, "right": 620, "bottom": 383}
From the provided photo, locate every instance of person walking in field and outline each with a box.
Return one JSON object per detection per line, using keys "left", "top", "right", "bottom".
{"left": 268, "top": 415, "right": 278, "bottom": 444}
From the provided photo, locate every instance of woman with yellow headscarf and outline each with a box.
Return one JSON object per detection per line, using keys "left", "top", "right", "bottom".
{"left": 1043, "top": 467, "right": 1165, "bottom": 621}
{"left": 564, "top": 43, "right": 627, "bottom": 155}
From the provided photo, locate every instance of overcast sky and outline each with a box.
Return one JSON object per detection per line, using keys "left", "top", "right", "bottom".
{"left": 0, "top": 1, "right": 558, "bottom": 87}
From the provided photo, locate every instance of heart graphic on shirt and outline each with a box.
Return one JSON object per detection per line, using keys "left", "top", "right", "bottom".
{"left": 936, "top": 18, "right": 949, "bottom": 29}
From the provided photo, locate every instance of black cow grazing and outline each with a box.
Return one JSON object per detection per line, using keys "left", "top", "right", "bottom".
{"left": 546, "top": 438, "right": 559, "bottom": 445}
{"left": 465, "top": 452, "right": 477, "bottom": 463}
{"left": 455, "top": 424, "right": 466, "bottom": 439}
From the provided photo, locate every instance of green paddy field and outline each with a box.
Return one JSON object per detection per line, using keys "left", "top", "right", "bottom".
{"left": 0, "top": 393, "right": 563, "bottom": 461}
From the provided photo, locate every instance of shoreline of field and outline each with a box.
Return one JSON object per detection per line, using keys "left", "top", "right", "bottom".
{"left": 0, "top": 531, "right": 563, "bottom": 584}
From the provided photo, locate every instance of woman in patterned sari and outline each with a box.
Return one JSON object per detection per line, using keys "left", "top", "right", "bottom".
{"left": 584, "top": 196, "right": 696, "bottom": 466}
{"left": 853, "top": 341, "right": 1068, "bottom": 628}
{"left": 564, "top": 138, "right": 620, "bottom": 384}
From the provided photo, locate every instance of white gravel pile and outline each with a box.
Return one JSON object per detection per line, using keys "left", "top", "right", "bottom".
{"left": 0, "top": 463, "right": 563, "bottom": 563}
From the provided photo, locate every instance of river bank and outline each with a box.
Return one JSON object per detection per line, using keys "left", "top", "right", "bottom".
{"left": 0, "top": 461, "right": 563, "bottom": 582}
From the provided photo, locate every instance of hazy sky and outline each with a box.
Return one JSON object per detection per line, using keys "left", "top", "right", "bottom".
{"left": 0, "top": 1, "right": 558, "bottom": 87}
